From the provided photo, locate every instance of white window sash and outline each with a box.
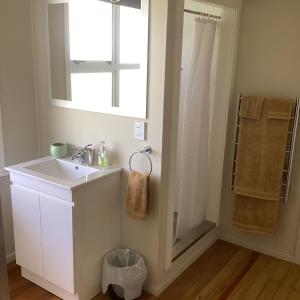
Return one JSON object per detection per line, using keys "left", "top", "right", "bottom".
{"left": 70, "top": 61, "right": 140, "bottom": 73}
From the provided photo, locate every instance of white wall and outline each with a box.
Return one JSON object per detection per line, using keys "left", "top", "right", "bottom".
{"left": 0, "top": 106, "right": 5, "bottom": 169}
{"left": 33, "top": 0, "right": 168, "bottom": 290}
{"left": 0, "top": 0, "right": 39, "bottom": 262}
{"left": 0, "top": 0, "right": 38, "bottom": 166}
{"left": 0, "top": 175, "right": 14, "bottom": 262}
{"left": 220, "top": 0, "right": 300, "bottom": 261}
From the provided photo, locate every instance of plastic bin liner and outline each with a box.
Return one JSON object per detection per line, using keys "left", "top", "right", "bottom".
{"left": 102, "top": 248, "right": 147, "bottom": 300}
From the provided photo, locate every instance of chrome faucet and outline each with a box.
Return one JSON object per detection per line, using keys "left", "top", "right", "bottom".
{"left": 71, "top": 144, "right": 95, "bottom": 166}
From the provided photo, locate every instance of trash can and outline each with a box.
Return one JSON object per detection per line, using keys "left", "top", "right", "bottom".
{"left": 102, "top": 248, "right": 148, "bottom": 300}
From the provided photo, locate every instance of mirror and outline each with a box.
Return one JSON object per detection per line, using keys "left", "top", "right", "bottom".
{"left": 47, "top": 0, "right": 149, "bottom": 118}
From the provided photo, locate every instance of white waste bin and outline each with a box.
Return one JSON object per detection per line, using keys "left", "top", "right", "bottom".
{"left": 102, "top": 248, "right": 147, "bottom": 300}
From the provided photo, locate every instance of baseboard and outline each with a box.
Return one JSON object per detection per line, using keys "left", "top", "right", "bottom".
{"left": 22, "top": 268, "right": 79, "bottom": 300}
{"left": 220, "top": 233, "right": 299, "bottom": 265}
{"left": 144, "top": 227, "right": 219, "bottom": 296}
{"left": 6, "top": 252, "right": 15, "bottom": 264}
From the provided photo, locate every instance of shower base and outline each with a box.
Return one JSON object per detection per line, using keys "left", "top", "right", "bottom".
{"left": 172, "top": 220, "right": 215, "bottom": 261}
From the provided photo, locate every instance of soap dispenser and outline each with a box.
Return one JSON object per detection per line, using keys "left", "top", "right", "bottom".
{"left": 98, "top": 141, "right": 108, "bottom": 168}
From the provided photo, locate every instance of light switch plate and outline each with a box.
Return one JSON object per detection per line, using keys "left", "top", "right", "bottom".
{"left": 134, "top": 121, "right": 146, "bottom": 140}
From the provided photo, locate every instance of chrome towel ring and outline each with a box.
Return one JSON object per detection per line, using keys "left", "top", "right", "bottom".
{"left": 129, "top": 146, "right": 152, "bottom": 176}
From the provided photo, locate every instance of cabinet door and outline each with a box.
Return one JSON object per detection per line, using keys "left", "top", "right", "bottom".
{"left": 40, "top": 195, "right": 74, "bottom": 293}
{"left": 11, "top": 185, "right": 43, "bottom": 276}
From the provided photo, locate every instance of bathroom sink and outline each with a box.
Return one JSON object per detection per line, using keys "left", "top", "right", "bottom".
{"left": 6, "top": 156, "right": 121, "bottom": 190}
{"left": 24, "top": 158, "right": 97, "bottom": 181}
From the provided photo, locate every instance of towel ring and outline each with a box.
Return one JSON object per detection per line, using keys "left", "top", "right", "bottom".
{"left": 129, "top": 146, "right": 152, "bottom": 176}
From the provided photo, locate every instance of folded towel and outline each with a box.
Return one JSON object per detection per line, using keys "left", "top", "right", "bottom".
{"left": 233, "top": 97, "right": 294, "bottom": 234}
{"left": 267, "top": 111, "right": 293, "bottom": 120}
{"left": 127, "top": 171, "right": 149, "bottom": 219}
{"left": 239, "top": 96, "right": 264, "bottom": 120}
{"left": 233, "top": 195, "right": 280, "bottom": 235}
{"left": 234, "top": 98, "right": 294, "bottom": 200}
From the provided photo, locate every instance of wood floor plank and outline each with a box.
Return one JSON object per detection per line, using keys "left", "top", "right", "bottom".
{"left": 273, "top": 285, "right": 292, "bottom": 300}
{"left": 197, "top": 248, "right": 255, "bottom": 299}
{"left": 271, "top": 260, "right": 292, "bottom": 283}
{"left": 7, "top": 240, "right": 300, "bottom": 300}
{"left": 288, "top": 289, "right": 300, "bottom": 300}
{"left": 240, "top": 274, "right": 269, "bottom": 300}
{"left": 283, "top": 265, "right": 300, "bottom": 288}
{"left": 257, "top": 281, "right": 279, "bottom": 300}
{"left": 157, "top": 240, "right": 240, "bottom": 300}
{"left": 227, "top": 254, "right": 273, "bottom": 299}
{"left": 8, "top": 240, "right": 240, "bottom": 300}
{"left": 292, "top": 270, "right": 300, "bottom": 291}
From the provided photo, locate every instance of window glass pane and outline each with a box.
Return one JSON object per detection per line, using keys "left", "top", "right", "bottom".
{"left": 119, "top": 69, "right": 146, "bottom": 116}
{"left": 69, "top": 0, "right": 112, "bottom": 61}
{"left": 71, "top": 73, "right": 112, "bottom": 109}
{"left": 120, "top": 6, "right": 143, "bottom": 64}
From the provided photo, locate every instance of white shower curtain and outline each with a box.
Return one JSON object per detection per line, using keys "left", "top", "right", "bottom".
{"left": 176, "top": 18, "right": 219, "bottom": 239}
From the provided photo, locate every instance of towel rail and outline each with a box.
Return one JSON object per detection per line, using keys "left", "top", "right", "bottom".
{"left": 129, "top": 146, "right": 152, "bottom": 176}
{"left": 231, "top": 94, "right": 300, "bottom": 205}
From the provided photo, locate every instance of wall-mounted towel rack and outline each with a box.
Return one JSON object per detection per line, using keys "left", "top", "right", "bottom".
{"left": 129, "top": 146, "right": 152, "bottom": 176}
{"left": 232, "top": 94, "right": 300, "bottom": 205}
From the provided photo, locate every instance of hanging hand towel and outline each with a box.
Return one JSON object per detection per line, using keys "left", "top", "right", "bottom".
{"left": 233, "top": 97, "right": 294, "bottom": 234}
{"left": 127, "top": 171, "right": 149, "bottom": 219}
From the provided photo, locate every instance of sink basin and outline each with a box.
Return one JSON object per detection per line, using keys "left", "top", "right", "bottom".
{"left": 24, "top": 159, "right": 98, "bottom": 181}
{"left": 6, "top": 156, "right": 121, "bottom": 190}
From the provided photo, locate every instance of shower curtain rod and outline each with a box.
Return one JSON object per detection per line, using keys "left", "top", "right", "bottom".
{"left": 184, "top": 9, "right": 221, "bottom": 20}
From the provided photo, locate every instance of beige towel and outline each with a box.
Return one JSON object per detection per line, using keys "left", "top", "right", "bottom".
{"left": 233, "top": 196, "right": 280, "bottom": 234}
{"left": 127, "top": 171, "right": 149, "bottom": 219}
{"left": 239, "top": 96, "right": 264, "bottom": 120}
{"left": 233, "top": 97, "right": 294, "bottom": 234}
{"left": 234, "top": 98, "right": 294, "bottom": 200}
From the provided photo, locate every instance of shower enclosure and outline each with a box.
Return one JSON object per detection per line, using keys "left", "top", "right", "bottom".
{"left": 164, "top": 0, "right": 241, "bottom": 264}
{"left": 172, "top": 0, "right": 222, "bottom": 259}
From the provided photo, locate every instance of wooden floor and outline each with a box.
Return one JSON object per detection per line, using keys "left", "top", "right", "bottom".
{"left": 8, "top": 240, "right": 300, "bottom": 299}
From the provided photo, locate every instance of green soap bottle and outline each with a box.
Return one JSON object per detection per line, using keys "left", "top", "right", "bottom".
{"left": 98, "top": 141, "right": 108, "bottom": 168}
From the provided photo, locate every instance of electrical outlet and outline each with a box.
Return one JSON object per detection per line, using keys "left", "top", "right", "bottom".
{"left": 134, "top": 121, "right": 146, "bottom": 140}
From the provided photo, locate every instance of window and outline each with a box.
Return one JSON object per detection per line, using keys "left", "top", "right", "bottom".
{"left": 68, "top": 0, "right": 145, "bottom": 110}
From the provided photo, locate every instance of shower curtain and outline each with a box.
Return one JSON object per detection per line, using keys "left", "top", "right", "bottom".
{"left": 175, "top": 18, "right": 220, "bottom": 240}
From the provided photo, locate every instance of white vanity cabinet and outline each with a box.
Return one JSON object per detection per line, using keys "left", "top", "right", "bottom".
{"left": 11, "top": 185, "right": 74, "bottom": 292}
{"left": 40, "top": 193, "right": 74, "bottom": 293}
{"left": 11, "top": 186, "right": 44, "bottom": 278}
{"left": 8, "top": 158, "right": 121, "bottom": 300}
